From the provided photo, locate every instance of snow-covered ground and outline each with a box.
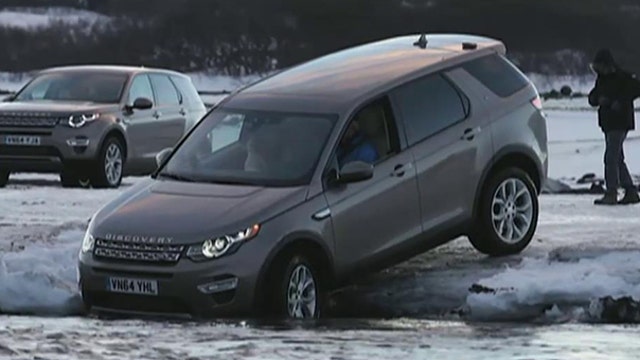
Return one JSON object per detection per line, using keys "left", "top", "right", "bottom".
{"left": 0, "top": 7, "right": 111, "bottom": 30}
{"left": 2, "top": 317, "right": 639, "bottom": 360}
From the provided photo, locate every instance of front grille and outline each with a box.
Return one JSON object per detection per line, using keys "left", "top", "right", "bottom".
{"left": 0, "top": 145, "right": 60, "bottom": 158}
{"left": 87, "top": 291, "right": 191, "bottom": 315}
{"left": 94, "top": 239, "right": 185, "bottom": 265}
{"left": 0, "top": 112, "right": 66, "bottom": 128}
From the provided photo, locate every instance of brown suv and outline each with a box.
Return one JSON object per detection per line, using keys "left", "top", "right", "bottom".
{"left": 0, "top": 65, "right": 206, "bottom": 188}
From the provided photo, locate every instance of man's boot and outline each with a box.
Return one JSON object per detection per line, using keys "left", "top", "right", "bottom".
{"left": 594, "top": 191, "right": 618, "bottom": 205}
{"left": 619, "top": 188, "right": 640, "bottom": 205}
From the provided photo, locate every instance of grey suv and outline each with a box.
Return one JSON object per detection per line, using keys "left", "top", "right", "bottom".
{"left": 78, "top": 34, "right": 547, "bottom": 319}
{"left": 0, "top": 65, "right": 206, "bottom": 188}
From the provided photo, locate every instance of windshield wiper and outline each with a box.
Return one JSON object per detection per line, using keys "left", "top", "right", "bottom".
{"left": 157, "top": 172, "right": 197, "bottom": 183}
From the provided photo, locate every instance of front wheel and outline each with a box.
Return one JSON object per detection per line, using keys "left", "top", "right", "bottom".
{"left": 91, "top": 137, "right": 124, "bottom": 188}
{"left": 271, "top": 255, "right": 322, "bottom": 319}
{"left": 468, "top": 168, "right": 539, "bottom": 256}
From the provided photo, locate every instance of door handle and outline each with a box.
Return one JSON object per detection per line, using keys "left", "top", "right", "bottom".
{"left": 179, "top": 108, "right": 187, "bottom": 116}
{"left": 153, "top": 111, "right": 162, "bottom": 119}
{"left": 391, "top": 163, "right": 410, "bottom": 177}
{"left": 461, "top": 127, "right": 481, "bottom": 141}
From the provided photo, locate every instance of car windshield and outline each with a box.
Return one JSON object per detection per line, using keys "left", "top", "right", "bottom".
{"left": 158, "top": 108, "right": 337, "bottom": 187}
{"left": 14, "top": 72, "right": 128, "bottom": 103}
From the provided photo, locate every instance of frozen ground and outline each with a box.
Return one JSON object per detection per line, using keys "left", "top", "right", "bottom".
{"left": 2, "top": 317, "right": 639, "bottom": 360}
{"left": 1, "top": 110, "right": 640, "bottom": 358}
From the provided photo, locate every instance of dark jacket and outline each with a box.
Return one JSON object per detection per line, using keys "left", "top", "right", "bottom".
{"left": 588, "top": 68, "right": 640, "bottom": 132}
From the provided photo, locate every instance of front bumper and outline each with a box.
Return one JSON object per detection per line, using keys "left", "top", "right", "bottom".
{"left": 0, "top": 123, "right": 106, "bottom": 172}
{"left": 78, "top": 243, "right": 268, "bottom": 318}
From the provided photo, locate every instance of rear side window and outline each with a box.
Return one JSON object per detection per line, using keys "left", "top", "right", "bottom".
{"left": 462, "top": 54, "right": 529, "bottom": 97}
{"left": 149, "top": 74, "right": 180, "bottom": 106}
{"left": 171, "top": 76, "right": 203, "bottom": 108}
{"left": 393, "top": 74, "right": 468, "bottom": 145}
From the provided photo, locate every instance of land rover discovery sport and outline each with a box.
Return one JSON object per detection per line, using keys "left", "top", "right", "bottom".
{"left": 0, "top": 65, "right": 206, "bottom": 188}
{"left": 78, "top": 34, "right": 547, "bottom": 318}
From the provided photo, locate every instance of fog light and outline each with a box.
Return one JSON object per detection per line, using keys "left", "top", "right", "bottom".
{"left": 198, "top": 277, "right": 238, "bottom": 294}
{"left": 67, "top": 138, "right": 90, "bottom": 147}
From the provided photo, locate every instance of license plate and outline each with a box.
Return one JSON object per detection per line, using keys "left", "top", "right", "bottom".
{"left": 4, "top": 135, "right": 41, "bottom": 146}
{"left": 107, "top": 277, "right": 158, "bottom": 296}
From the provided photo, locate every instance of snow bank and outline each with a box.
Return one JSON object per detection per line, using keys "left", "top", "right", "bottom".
{"left": 0, "top": 226, "right": 85, "bottom": 316}
{"left": 526, "top": 73, "right": 595, "bottom": 94}
{"left": 464, "top": 251, "right": 640, "bottom": 322}
{"left": 0, "top": 7, "right": 111, "bottom": 30}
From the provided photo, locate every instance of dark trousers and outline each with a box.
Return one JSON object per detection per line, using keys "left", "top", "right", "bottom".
{"left": 604, "top": 130, "right": 634, "bottom": 192}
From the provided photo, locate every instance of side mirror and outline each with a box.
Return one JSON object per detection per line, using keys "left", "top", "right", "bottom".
{"left": 129, "top": 97, "right": 153, "bottom": 111}
{"left": 2, "top": 94, "right": 15, "bottom": 102}
{"left": 155, "top": 147, "right": 173, "bottom": 168}
{"left": 336, "top": 161, "right": 374, "bottom": 184}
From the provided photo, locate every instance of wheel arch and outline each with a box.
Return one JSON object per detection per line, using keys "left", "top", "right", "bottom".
{"left": 473, "top": 146, "right": 543, "bottom": 220}
{"left": 254, "top": 231, "right": 335, "bottom": 312}
{"left": 98, "top": 126, "right": 128, "bottom": 160}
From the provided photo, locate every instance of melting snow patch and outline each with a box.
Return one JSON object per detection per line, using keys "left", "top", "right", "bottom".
{"left": 464, "top": 251, "right": 640, "bottom": 322}
{"left": 0, "top": 226, "right": 85, "bottom": 316}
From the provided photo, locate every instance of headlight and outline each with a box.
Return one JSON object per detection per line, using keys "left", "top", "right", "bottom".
{"left": 81, "top": 215, "right": 96, "bottom": 253}
{"left": 81, "top": 232, "right": 95, "bottom": 253}
{"left": 68, "top": 113, "right": 99, "bottom": 128}
{"left": 187, "top": 224, "right": 260, "bottom": 261}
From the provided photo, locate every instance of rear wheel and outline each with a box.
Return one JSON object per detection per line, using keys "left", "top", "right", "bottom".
{"left": 468, "top": 167, "right": 538, "bottom": 256}
{"left": 0, "top": 170, "right": 9, "bottom": 187}
{"left": 90, "top": 137, "right": 124, "bottom": 188}
{"left": 270, "top": 254, "right": 322, "bottom": 319}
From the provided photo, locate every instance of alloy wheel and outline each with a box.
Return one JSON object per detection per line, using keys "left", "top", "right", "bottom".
{"left": 491, "top": 177, "right": 534, "bottom": 244}
{"left": 104, "top": 143, "right": 123, "bottom": 186}
{"left": 286, "top": 264, "right": 317, "bottom": 318}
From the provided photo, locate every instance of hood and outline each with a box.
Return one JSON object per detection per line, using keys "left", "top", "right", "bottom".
{"left": 92, "top": 179, "right": 309, "bottom": 245}
{"left": 0, "top": 100, "right": 118, "bottom": 114}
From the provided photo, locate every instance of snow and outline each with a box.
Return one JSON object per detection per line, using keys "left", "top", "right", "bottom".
{"left": 465, "top": 251, "right": 640, "bottom": 321}
{"left": 0, "top": 7, "right": 111, "bottom": 30}
{"left": 546, "top": 109, "right": 640, "bottom": 183}
{"left": 1, "top": 317, "right": 638, "bottom": 360}
{"left": 526, "top": 73, "right": 596, "bottom": 94}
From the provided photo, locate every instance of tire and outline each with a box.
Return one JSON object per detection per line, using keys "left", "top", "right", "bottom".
{"left": 60, "top": 168, "right": 91, "bottom": 188}
{"left": 468, "top": 167, "right": 539, "bottom": 256}
{"left": 90, "top": 137, "right": 124, "bottom": 189}
{"left": 0, "top": 170, "right": 9, "bottom": 187}
{"left": 270, "top": 254, "right": 323, "bottom": 319}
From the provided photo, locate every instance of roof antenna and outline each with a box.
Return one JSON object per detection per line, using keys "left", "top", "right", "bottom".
{"left": 413, "top": 33, "right": 428, "bottom": 49}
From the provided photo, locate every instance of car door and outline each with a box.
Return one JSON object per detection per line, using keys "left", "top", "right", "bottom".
{"left": 391, "top": 70, "right": 492, "bottom": 234}
{"left": 122, "top": 74, "right": 156, "bottom": 165}
{"left": 149, "top": 73, "right": 188, "bottom": 152}
{"left": 323, "top": 96, "right": 422, "bottom": 274}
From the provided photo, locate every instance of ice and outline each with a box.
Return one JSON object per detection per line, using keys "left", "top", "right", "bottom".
{"left": 0, "top": 227, "right": 84, "bottom": 315}
{"left": 465, "top": 251, "right": 640, "bottom": 321}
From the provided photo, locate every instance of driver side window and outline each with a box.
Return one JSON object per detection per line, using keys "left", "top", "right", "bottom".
{"left": 127, "top": 74, "right": 154, "bottom": 106}
{"left": 336, "top": 97, "right": 398, "bottom": 168}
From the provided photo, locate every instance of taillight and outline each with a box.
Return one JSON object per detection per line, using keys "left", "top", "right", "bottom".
{"left": 531, "top": 96, "right": 543, "bottom": 110}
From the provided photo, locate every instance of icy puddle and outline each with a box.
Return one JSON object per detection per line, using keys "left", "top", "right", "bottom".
{"left": 1, "top": 316, "right": 640, "bottom": 360}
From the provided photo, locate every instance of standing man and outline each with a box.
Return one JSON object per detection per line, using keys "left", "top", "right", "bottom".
{"left": 588, "top": 49, "right": 640, "bottom": 205}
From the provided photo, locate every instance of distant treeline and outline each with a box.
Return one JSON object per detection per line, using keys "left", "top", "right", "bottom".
{"left": 0, "top": 0, "right": 639, "bottom": 76}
